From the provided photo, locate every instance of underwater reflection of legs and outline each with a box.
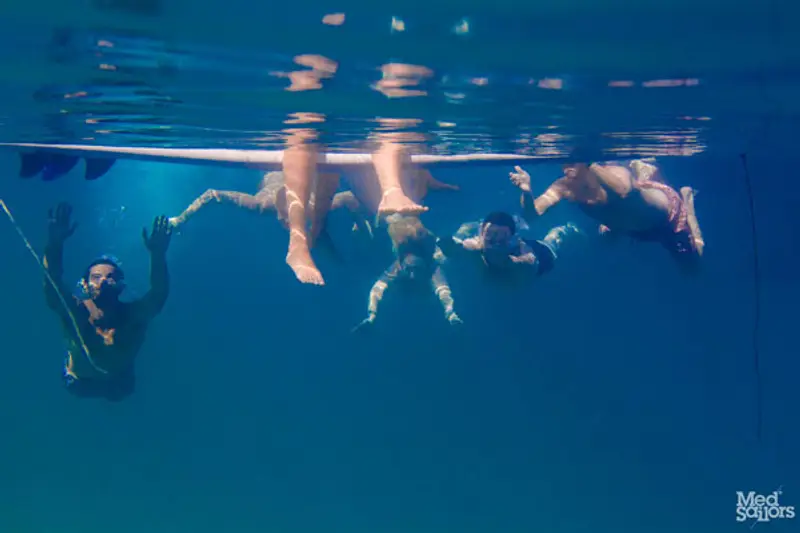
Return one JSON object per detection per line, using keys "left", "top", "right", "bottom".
{"left": 308, "top": 172, "right": 341, "bottom": 245}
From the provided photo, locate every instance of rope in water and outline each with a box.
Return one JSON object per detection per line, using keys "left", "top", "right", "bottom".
{"left": 739, "top": 153, "right": 763, "bottom": 443}
{"left": 0, "top": 198, "right": 107, "bottom": 374}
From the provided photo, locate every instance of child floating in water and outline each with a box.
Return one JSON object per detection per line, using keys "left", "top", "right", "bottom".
{"left": 352, "top": 214, "right": 461, "bottom": 332}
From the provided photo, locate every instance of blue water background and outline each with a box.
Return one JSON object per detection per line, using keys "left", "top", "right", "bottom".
{"left": 2, "top": 1, "right": 800, "bottom": 531}
{"left": 0, "top": 149, "right": 798, "bottom": 533}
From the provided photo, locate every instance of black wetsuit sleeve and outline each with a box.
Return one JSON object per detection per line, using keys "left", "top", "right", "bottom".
{"left": 43, "top": 241, "right": 77, "bottom": 324}
{"left": 523, "top": 239, "right": 556, "bottom": 275}
{"left": 130, "top": 253, "right": 169, "bottom": 322}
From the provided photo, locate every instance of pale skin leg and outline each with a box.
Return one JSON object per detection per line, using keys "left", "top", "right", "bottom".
{"left": 628, "top": 161, "right": 703, "bottom": 250}
{"left": 372, "top": 141, "right": 428, "bottom": 215}
{"left": 341, "top": 161, "right": 452, "bottom": 227}
{"left": 169, "top": 182, "right": 366, "bottom": 238}
{"left": 680, "top": 186, "right": 704, "bottom": 256}
{"left": 282, "top": 141, "right": 325, "bottom": 285}
{"left": 169, "top": 189, "right": 273, "bottom": 228}
{"left": 308, "top": 172, "right": 341, "bottom": 245}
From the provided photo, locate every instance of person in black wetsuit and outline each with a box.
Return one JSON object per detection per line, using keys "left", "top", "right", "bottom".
{"left": 43, "top": 202, "right": 172, "bottom": 401}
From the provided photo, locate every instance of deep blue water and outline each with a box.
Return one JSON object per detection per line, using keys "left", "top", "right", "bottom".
{"left": 1, "top": 149, "right": 799, "bottom": 533}
{"left": 2, "top": 1, "right": 800, "bottom": 532}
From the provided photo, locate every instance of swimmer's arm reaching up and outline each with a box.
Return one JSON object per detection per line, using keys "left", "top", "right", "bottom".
{"left": 130, "top": 216, "right": 172, "bottom": 322}
{"left": 431, "top": 266, "right": 462, "bottom": 324}
{"left": 523, "top": 180, "right": 568, "bottom": 218}
{"left": 510, "top": 166, "right": 567, "bottom": 217}
{"left": 352, "top": 262, "right": 401, "bottom": 332}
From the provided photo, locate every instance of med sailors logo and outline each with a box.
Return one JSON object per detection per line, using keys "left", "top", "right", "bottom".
{"left": 736, "top": 488, "right": 795, "bottom": 525}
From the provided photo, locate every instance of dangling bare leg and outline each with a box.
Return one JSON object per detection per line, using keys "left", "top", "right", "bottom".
{"left": 680, "top": 186, "right": 704, "bottom": 256}
{"left": 281, "top": 141, "right": 325, "bottom": 285}
{"left": 372, "top": 141, "right": 427, "bottom": 216}
{"left": 169, "top": 189, "right": 270, "bottom": 228}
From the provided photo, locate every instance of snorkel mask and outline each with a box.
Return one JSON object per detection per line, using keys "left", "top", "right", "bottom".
{"left": 396, "top": 236, "right": 437, "bottom": 280}
{"left": 74, "top": 254, "right": 126, "bottom": 301}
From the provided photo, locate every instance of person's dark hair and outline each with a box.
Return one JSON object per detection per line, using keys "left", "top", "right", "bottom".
{"left": 481, "top": 211, "right": 516, "bottom": 234}
{"left": 565, "top": 144, "right": 596, "bottom": 165}
{"left": 388, "top": 216, "right": 436, "bottom": 260}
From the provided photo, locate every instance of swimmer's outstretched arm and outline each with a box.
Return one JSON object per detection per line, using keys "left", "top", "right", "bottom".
{"left": 431, "top": 265, "right": 461, "bottom": 324}
{"left": 169, "top": 189, "right": 268, "bottom": 227}
{"left": 352, "top": 262, "right": 401, "bottom": 332}
{"left": 524, "top": 180, "right": 568, "bottom": 217}
{"left": 131, "top": 216, "right": 172, "bottom": 321}
{"left": 453, "top": 221, "right": 479, "bottom": 242}
{"left": 452, "top": 222, "right": 483, "bottom": 250}
{"left": 436, "top": 222, "right": 481, "bottom": 258}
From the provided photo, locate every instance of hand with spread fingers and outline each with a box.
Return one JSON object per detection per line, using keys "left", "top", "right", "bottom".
{"left": 142, "top": 215, "right": 173, "bottom": 256}
{"left": 47, "top": 202, "right": 78, "bottom": 245}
